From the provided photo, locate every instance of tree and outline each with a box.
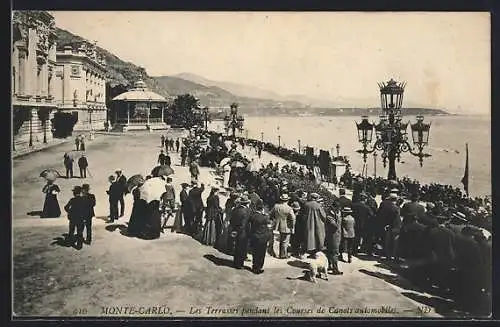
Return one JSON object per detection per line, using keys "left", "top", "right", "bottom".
{"left": 167, "top": 94, "right": 203, "bottom": 128}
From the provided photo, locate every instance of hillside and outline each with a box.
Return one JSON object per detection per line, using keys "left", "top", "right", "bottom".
{"left": 55, "top": 28, "right": 449, "bottom": 116}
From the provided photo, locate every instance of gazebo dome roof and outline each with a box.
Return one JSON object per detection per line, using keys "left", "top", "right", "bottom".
{"left": 112, "top": 79, "right": 168, "bottom": 102}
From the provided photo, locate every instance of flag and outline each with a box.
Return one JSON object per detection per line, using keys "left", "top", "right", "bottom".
{"left": 461, "top": 143, "right": 469, "bottom": 196}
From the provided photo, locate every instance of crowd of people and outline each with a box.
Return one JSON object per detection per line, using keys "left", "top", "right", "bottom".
{"left": 40, "top": 128, "right": 491, "bottom": 307}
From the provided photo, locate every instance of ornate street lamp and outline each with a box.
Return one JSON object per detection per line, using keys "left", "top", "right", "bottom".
{"left": 223, "top": 102, "right": 244, "bottom": 139}
{"left": 356, "top": 78, "right": 432, "bottom": 180}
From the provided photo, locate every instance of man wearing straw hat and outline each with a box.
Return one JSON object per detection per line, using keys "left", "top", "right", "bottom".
{"left": 230, "top": 194, "right": 252, "bottom": 269}
{"left": 81, "top": 184, "right": 96, "bottom": 245}
{"left": 340, "top": 207, "right": 356, "bottom": 263}
{"left": 269, "top": 193, "right": 296, "bottom": 259}
{"left": 64, "top": 186, "right": 86, "bottom": 249}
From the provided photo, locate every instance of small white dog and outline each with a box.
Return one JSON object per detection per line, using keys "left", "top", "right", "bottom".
{"left": 303, "top": 251, "right": 329, "bottom": 283}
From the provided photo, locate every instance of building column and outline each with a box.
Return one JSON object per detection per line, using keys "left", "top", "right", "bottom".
{"left": 41, "top": 63, "right": 48, "bottom": 97}
{"left": 18, "top": 50, "right": 26, "bottom": 95}
{"left": 161, "top": 105, "right": 164, "bottom": 123}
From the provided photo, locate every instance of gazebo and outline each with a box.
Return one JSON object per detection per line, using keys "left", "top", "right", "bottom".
{"left": 111, "top": 80, "right": 169, "bottom": 131}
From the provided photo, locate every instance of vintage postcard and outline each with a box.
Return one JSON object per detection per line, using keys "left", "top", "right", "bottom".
{"left": 12, "top": 11, "right": 491, "bottom": 319}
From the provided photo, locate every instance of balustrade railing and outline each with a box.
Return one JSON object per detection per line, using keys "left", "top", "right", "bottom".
{"left": 116, "top": 118, "right": 164, "bottom": 124}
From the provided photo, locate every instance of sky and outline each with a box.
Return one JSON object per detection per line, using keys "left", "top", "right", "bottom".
{"left": 50, "top": 11, "right": 490, "bottom": 115}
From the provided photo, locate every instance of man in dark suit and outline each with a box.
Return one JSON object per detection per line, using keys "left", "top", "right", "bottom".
{"left": 158, "top": 150, "right": 167, "bottom": 165}
{"left": 249, "top": 199, "right": 271, "bottom": 274}
{"left": 107, "top": 175, "right": 122, "bottom": 222}
{"left": 377, "top": 193, "right": 401, "bottom": 260}
{"left": 188, "top": 181, "right": 205, "bottom": 234}
{"left": 115, "top": 169, "right": 127, "bottom": 218}
{"left": 175, "top": 138, "right": 180, "bottom": 152}
{"left": 78, "top": 154, "right": 89, "bottom": 178}
{"left": 351, "top": 194, "right": 375, "bottom": 255}
{"left": 64, "top": 186, "right": 86, "bottom": 249}
{"left": 64, "top": 154, "right": 74, "bottom": 179}
{"left": 248, "top": 185, "right": 261, "bottom": 213}
{"left": 179, "top": 183, "right": 190, "bottom": 232}
{"left": 401, "top": 192, "right": 426, "bottom": 224}
{"left": 337, "top": 188, "right": 352, "bottom": 210}
{"left": 81, "top": 184, "right": 96, "bottom": 244}
{"left": 230, "top": 194, "right": 252, "bottom": 269}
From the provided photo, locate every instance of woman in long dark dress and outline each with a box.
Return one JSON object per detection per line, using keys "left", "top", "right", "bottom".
{"left": 127, "top": 187, "right": 144, "bottom": 236}
{"left": 143, "top": 200, "right": 161, "bottom": 240}
{"left": 41, "top": 180, "right": 61, "bottom": 218}
{"left": 202, "top": 187, "right": 222, "bottom": 246}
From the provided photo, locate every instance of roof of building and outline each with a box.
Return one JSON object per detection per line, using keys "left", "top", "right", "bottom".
{"left": 112, "top": 80, "right": 168, "bottom": 102}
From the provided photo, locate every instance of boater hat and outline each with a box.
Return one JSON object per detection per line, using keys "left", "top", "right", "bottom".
{"left": 310, "top": 193, "right": 320, "bottom": 200}
{"left": 280, "top": 194, "right": 290, "bottom": 201}
{"left": 238, "top": 194, "right": 251, "bottom": 204}
{"left": 342, "top": 207, "right": 353, "bottom": 214}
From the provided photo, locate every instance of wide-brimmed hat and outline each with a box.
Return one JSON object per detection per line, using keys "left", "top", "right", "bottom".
{"left": 342, "top": 207, "right": 353, "bottom": 214}
{"left": 388, "top": 193, "right": 399, "bottom": 201}
{"left": 81, "top": 184, "right": 90, "bottom": 190}
{"left": 280, "top": 193, "right": 290, "bottom": 201}
{"left": 310, "top": 193, "right": 320, "bottom": 200}
{"left": 238, "top": 194, "right": 251, "bottom": 204}
{"left": 72, "top": 185, "right": 82, "bottom": 193}
{"left": 452, "top": 212, "right": 468, "bottom": 223}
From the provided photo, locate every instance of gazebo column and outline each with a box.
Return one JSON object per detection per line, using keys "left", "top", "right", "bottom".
{"left": 161, "top": 104, "right": 164, "bottom": 123}
{"left": 127, "top": 103, "right": 130, "bottom": 124}
{"left": 147, "top": 102, "right": 151, "bottom": 125}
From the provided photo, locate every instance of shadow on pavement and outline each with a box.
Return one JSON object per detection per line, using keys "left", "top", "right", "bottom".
{"left": 400, "top": 291, "right": 461, "bottom": 317}
{"left": 104, "top": 223, "right": 133, "bottom": 237}
{"left": 27, "top": 211, "right": 43, "bottom": 217}
{"left": 204, "top": 254, "right": 235, "bottom": 269}
{"left": 287, "top": 259, "right": 309, "bottom": 270}
{"left": 354, "top": 253, "right": 380, "bottom": 262}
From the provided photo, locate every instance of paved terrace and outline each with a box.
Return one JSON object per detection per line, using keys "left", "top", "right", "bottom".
{"left": 13, "top": 132, "right": 469, "bottom": 318}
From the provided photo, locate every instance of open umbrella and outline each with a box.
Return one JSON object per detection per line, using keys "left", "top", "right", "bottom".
{"left": 126, "top": 174, "right": 145, "bottom": 193}
{"left": 220, "top": 157, "right": 231, "bottom": 167}
{"left": 151, "top": 165, "right": 175, "bottom": 177}
{"left": 64, "top": 150, "right": 84, "bottom": 160}
{"left": 40, "top": 169, "right": 61, "bottom": 181}
{"left": 139, "top": 177, "right": 167, "bottom": 203}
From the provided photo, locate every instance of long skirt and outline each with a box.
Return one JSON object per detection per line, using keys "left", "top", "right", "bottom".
{"left": 128, "top": 199, "right": 148, "bottom": 236}
{"left": 172, "top": 209, "right": 183, "bottom": 233}
{"left": 216, "top": 220, "right": 230, "bottom": 252}
{"left": 202, "top": 219, "right": 217, "bottom": 245}
{"left": 41, "top": 194, "right": 61, "bottom": 218}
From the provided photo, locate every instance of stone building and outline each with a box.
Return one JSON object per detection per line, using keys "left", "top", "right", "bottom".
{"left": 54, "top": 41, "right": 107, "bottom": 131}
{"left": 12, "top": 11, "right": 58, "bottom": 149}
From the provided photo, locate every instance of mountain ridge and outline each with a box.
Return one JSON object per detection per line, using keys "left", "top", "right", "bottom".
{"left": 55, "top": 27, "right": 449, "bottom": 116}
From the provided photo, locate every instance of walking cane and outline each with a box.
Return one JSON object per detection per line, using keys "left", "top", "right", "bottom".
{"left": 86, "top": 167, "right": 93, "bottom": 178}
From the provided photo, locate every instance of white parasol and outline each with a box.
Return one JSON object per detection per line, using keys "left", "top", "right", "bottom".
{"left": 139, "top": 177, "right": 167, "bottom": 203}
